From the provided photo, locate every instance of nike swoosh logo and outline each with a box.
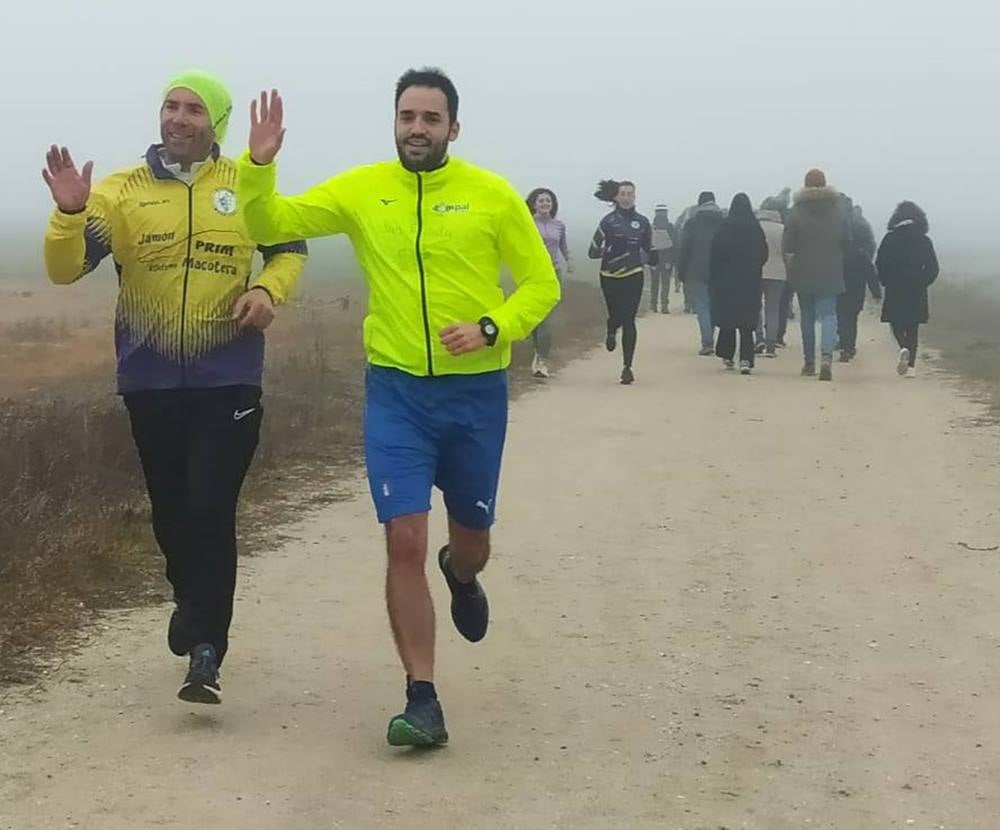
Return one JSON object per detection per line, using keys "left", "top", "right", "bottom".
{"left": 233, "top": 408, "right": 257, "bottom": 421}
{"left": 380, "top": 198, "right": 398, "bottom": 206}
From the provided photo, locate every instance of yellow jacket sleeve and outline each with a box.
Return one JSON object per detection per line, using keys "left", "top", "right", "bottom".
{"left": 43, "top": 173, "right": 122, "bottom": 284}
{"left": 487, "top": 186, "right": 561, "bottom": 343}
{"left": 237, "top": 151, "right": 353, "bottom": 245}
{"left": 251, "top": 247, "right": 307, "bottom": 306}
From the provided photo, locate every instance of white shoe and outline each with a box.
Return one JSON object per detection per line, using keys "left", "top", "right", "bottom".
{"left": 533, "top": 355, "right": 550, "bottom": 379}
{"left": 897, "top": 348, "right": 910, "bottom": 376}
{"left": 739, "top": 360, "right": 752, "bottom": 375}
{"left": 905, "top": 366, "right": 916, "bottom": 379}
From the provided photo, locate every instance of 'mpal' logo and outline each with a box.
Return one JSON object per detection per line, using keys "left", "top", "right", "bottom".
{"left": 432, "top": 202, "right": 470, "bottom": 214}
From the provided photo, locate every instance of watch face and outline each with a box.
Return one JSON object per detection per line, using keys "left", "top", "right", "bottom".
{"left": 485, "top": 323, "right": 497, "bottom": 335}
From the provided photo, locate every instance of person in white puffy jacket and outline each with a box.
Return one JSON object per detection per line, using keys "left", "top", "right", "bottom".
{"left": 755, "top": 201, "right": 788, "bottom": 357}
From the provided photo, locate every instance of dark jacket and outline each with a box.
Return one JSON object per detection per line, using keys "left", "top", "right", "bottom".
{"left": 782, "top": 186, "right": 851, "bottom": 296}
{"left": 709, "top": 215, "right": 769, "bottom": 328}
{"left": 876, "top": 220, "right": 939, "bottom": 324}
{"left": 841, "top": 212, "right": 882, "bottom": 314}
{"left": 589, "top": 207, "right": 657, "bottom": 277}
{"left": 677, "top": 202, "right": 725, "bottom": 284}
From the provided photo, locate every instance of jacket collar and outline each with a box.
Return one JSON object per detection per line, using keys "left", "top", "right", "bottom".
{"left": 794, "top": 185, "right": 839, "bottom": 205}
{"left": 394, "top": 155, "right": 455, "bottom": 185}
{"left": 145, "top": 143, "right": 221, "bottom": 182}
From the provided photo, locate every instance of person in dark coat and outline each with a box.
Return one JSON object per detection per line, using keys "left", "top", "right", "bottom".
{"left": 710, "top": 193, "right": 769, "bottom": 374}
{"left": 782, "top": 168, "right": 851, "bottom": 381}
{"left": 837, "top": 198, "right": 882, "bottom": 362}
{"left": 677, "top": 191, "right": 726, "bottom": 355}
{"left": 876, "top": 201, "right": 939, "bottom": 378}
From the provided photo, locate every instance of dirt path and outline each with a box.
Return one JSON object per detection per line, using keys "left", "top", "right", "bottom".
{"left": 3, "top": 310, "right": 1000, "bottom": 829}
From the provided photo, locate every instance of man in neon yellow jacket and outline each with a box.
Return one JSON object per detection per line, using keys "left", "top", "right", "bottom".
{"left": 239, "top": 67, "right": 560, "bottom": 747}
{"left": 42, "top": 70, "right": 307, "bottom": 706}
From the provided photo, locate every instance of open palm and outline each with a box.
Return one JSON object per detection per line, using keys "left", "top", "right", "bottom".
{"left": 249, "top": 90, "right": 286, "bottom": 165}
{"left": 42, "top": 145, "right": 93, "bottom": 213}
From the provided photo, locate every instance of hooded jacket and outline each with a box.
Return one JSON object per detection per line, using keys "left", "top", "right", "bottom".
{"left": 676, "top": 202, "right": 725, "bottom": 284}
{"left": 876, "top": 218, "right": 939, "bottom": 324}
{"left": 709, "top": 212, "right": 769, "bottom": 329}
{"left": 651, "top": 210, "right": 677, "bottom": 253}
{"left": 782, "top": 186, "right": 851, "bottom": 296}
{"left": 757, "top": 209, "right": 787, "bottom": 281}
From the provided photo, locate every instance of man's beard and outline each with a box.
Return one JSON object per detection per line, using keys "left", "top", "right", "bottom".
{"left": 396, "top": 137, "right": 449, "bottom": 173}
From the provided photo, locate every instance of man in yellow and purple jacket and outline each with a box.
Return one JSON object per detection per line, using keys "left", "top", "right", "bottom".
{"left": 42, "top": 70, "right": 307, "bottom": 705}
{"left": 239, "top": 67, "right": 559, "bottom": 748}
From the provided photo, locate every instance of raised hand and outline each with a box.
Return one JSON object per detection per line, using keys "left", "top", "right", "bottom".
{"left": 249, "top": 90, "right": 286, "bottom": 165}
{"left": 42, "top": 146, "right": 93, "bottom": 213}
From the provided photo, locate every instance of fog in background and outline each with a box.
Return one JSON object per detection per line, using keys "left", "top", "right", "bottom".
{"left": 3, "top": 0, "right": 998, "bottom": 280}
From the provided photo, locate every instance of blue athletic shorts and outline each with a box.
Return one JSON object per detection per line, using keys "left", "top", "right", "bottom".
{"left": 364, "top": 365, "right": 508, "bottom": 529}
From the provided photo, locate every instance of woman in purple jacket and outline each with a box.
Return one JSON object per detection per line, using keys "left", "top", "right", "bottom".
{"left": 526, "top": 187, "right": 572, "bottom": 379}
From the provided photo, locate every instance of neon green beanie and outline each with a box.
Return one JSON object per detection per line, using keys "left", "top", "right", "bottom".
{"left": 163, "top": 70, "right": 233, "bottom": 146}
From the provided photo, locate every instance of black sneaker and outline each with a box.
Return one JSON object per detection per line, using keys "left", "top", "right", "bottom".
{"left": 387, "top": 694, "right": 449, "bottom": 747}
{"left": 167, "top": 601, "right": 198, "bottom": 658}
{"left": 605, "top": 332, "right": 617, "bottom": 352}
{"left": 438, "top": 546, "right": 489, "bottom": 643}
{"left": 620, "top": 366, "right": 635, "bottom": 385}
{"left": 177, "top": 643, "right": 222, "bottom": 705}
{"left": 801, "top": 363, "right": 816, "bottom": 377}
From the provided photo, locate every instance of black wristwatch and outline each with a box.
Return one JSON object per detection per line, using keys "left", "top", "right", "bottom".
{"left": 478, "top": 316, "right": 499, "bottom": 347}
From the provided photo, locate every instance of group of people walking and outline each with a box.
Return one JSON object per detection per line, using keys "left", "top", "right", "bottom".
{"left": 560, "top": 170, "right": 939, "bottom": 383}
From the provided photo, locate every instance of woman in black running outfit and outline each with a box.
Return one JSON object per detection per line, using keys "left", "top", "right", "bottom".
{"left": 589, "top": 179, "right": 657, "bottom": 385}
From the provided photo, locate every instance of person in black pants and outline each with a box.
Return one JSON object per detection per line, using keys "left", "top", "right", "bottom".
{"left": 837, "top": 198, "right": 882, "bottom": 362}
{"left": 41, "top": 71, "right": 307, "bottom": 704}
{"left": 124, "top": 387, "right": 263, "bottom": 671}
{"left": 876, "top": 201, "right": 939, "bottom": 378}
{"left": 709, "top": 193, "right": 769, "bottom": 375}
{"left": 589, "top": 179, "right": 657, "bottom": 385}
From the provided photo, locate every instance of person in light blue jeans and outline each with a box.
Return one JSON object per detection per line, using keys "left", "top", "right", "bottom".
{"left": 676, "top": 191, "right": 725, "bottom": 355}
{"left": 782, "top": 169, "right": 851, "bottom": 380}
{"left": 796, "top": 294, "right": 838, "bottom": 363}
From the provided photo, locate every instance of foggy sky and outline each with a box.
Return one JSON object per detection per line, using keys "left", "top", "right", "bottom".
{"left": 4, "top": 0, "right": 998, "bottom": 276}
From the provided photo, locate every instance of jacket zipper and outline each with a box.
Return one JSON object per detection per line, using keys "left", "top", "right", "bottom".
{"left": 414, "top": 173, "right": 434, "bottom": 376}
{"left": 179, "top": 183, "right": 194, "bottom": 386}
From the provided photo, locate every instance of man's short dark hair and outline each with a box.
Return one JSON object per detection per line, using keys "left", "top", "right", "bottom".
{"left": 395, "top": 67, "right": 459, "bottom": 123}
